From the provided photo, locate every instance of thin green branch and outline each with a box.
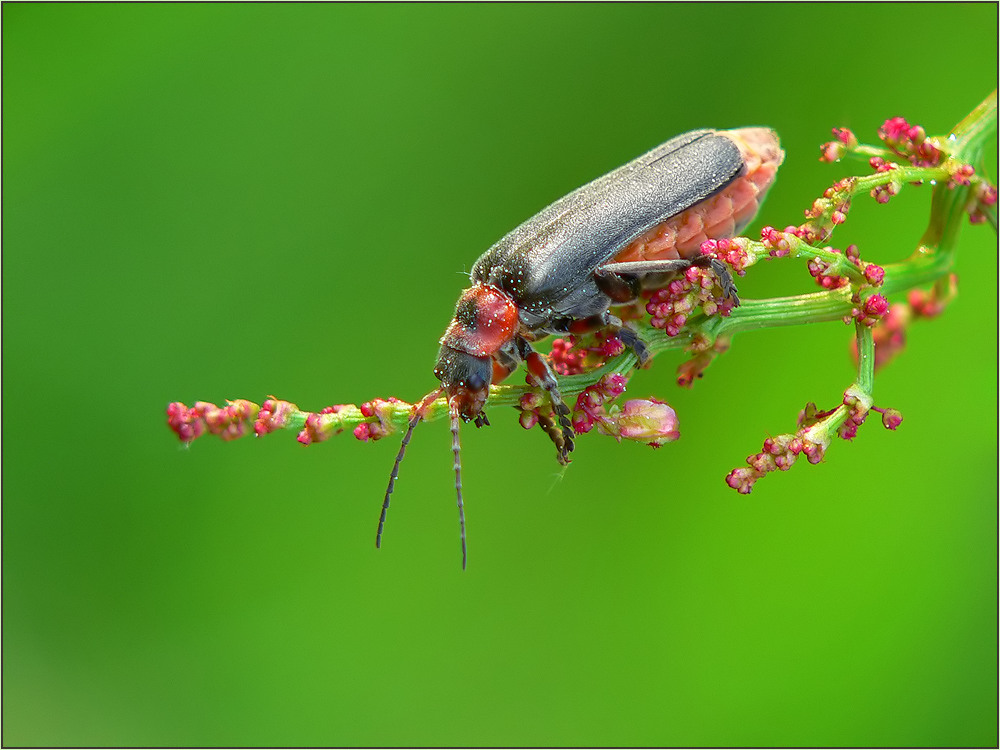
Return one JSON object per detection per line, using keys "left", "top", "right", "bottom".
{"left": 950, "top": 89, "right": 997, "bottom": 155}
{"left": 854, "top": 322, "right": 875, "bottom": 396}
{"left": 168, "top": 91, "right": 997, "bottom": 447}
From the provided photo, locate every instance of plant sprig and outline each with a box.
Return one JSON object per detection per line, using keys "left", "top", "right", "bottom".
{"left": 167, "top": 91, "right": 996, "bottom": 493}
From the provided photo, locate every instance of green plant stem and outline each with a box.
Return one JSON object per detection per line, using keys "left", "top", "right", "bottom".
{"left": 951, "top": 89, "right": 997, "bottom": 155}
{"left": 197, "top": 92, "right": 996, "bottom": 438}
{"left": 854, "top": 322, "right": 875, "bottom": 396}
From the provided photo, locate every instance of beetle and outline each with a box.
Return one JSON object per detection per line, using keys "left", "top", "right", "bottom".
{"left": 377, "top": 127, "right": 784, "bottom": 567}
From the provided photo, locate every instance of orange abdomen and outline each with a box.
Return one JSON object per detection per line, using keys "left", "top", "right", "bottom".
{"left": 612, "top": 127, "right": 784, "bottom": 264}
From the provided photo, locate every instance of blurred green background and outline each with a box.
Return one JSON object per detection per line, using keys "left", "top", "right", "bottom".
{"left": 3, "top": 4, "right": 996, "bottom": 747}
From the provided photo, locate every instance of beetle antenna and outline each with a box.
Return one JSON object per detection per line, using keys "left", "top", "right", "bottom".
{"left": 376, "top": 387, "right": 443, "bottom": 552}
{"left": 449, "top": 399, "right": 468, "bottom": 570}
{"left": 376, "top": 413, "right": 420, "bottom": 550}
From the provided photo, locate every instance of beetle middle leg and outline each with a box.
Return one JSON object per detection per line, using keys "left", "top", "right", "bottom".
{"left": 596, "top": 256, "right": 740, "bottom": 305}
{"left": 552, "top": 311, "right": 650, "bottom": 366}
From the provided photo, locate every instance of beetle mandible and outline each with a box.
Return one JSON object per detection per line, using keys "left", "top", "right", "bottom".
{"left": 377, "top": 127, "right": 785, "bottom": 567}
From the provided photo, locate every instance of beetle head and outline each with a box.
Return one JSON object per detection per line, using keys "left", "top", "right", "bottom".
{"left": 433, "top": 344, "right": 491, "bottom": 420}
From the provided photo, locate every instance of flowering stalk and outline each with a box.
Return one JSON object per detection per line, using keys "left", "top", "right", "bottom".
{"left": 168, "top": 92, "right": 996, "bottom": 491}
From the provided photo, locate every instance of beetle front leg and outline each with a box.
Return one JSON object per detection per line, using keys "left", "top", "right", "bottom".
{"left": 515, "top": 335, "right": 575, "bottom": 463}
{"left": 535, "top": 409, "right": 572, "bottom": 466}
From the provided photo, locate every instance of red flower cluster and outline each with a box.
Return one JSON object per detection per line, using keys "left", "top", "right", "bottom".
{"left": 571, "top": 374, "right": 628, "bottom": 434}
{"left": 759, "top": 227, "right": 886, "bottom": 293}
{"left": 818, "top": 127, "right": 859, "bottom": 163}
{"left": 878, "top": 117, "right": 943, "bottom": 167}
{"left": 851, "top": 293, "right": 890, "bottom": 328}
{"left": 255, "top": 398, "right": 297, "bottom": 436}
{"left": 676, "top": 335, "right": 731, "bottom": 388}
{"left": 790, "top": 178, "right": 856, "bottom": 244}
{"left": 643, "top": 264, "right": 737, "bottom": 337}
{"left": 299, "top": 405, "right": 349, "bottom": 445}
{"left": 700, "top": 237, "right": 752, "bottom": 275}
{"left": 868, "top": 157, "right": 902, "bottom": 204}
{"left": 726, "top": 390, "right": 901, "bottom": 494}
{"left": 547, "top": 333, "right": 626, "bottom": 377}
{"left": 726, "top": 432, "right": 826, "bottom": 495}
{"left": 908, "top": 274, "right": 958, "bottom": 319}
{"left": 167, "top": 400, "right": 259, "bottom": 444}
{"left": 968, "top": 182, "right": 997, "bottom": 225}
{"left": 354, "top": 398, "right": 405, "bottom": 442}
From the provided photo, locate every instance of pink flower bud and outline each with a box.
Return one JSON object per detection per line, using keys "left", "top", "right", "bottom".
{"left": 166, "top": 401, "right": 205, "bottom": 444}
{"left": 854, "top": 293, "right": 889, "bottom": 326}
{"left": 968, "top": 182, "right": 998, "bottom": 224}
{"left": 863, "top": 294, "right": 889, "bottom": 318}
{"left": 197, "top": 400, "right": 255, "bottom": 441}
{"left": 572, "top": 413, "right": 595, "bottom": 434}
{"left": 832, "top": 127, "right": 857, "bottom": 148}
{"left": 598, "top": 336, "right": 625, "bottom": 358}
{"left": 800, "top": 440, "right": 826, "bottom": 464}
{"left": 873, "top": 407, "right": 903, "bottom": 430}
{"left": 601, "top": 373, "right": 628, "bottom": 398}
{"left": 701, "top": 237, "right": 750, "bottom": 275}
{"left": 519, "top": 393, "right": 541, "bottom": 411}
{"left": 914, "top": 140, "right": 941, "bottom": 167}
{"left": 819, "top": 142, "right": 844, "bottom": 163}
{"left": 355, "top": 398, "right": 404, "bottom": 442}
{"left": 879, "top": 116, "right": 911, "bottom": 146}
{"left": 748, "top": 451, "right": 775, "bottom": 473}
{"left": 613, "top": 398, "right": 680, "bottom": 447}
{"left": 760, "top": 226, "right": 791, "bottom": 256}
{"left": 297, "top": 412, "right": 339, "bottom": 445}
{"left": 255, "top": 398, "right": 297, "bottom": 436}
{"left": 725, "top": 467, "right": 761, "bottom": 495}
{"left": 549, "top": 337, "right": 587, "bottom": 376}
{"left": 863, "top": 264, "right": 885, "bottom": 286}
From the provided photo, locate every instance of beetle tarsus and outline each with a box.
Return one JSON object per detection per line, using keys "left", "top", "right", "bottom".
{"left": 705, "top": 257, "right": 740, "bottom": 305}
{"left": 614, "top": 325, "right": 651, "bottom": 366}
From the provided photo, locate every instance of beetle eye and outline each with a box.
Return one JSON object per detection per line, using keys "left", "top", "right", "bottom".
{"left": 466, "top": 372, "right": 487, "bottom": 392}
